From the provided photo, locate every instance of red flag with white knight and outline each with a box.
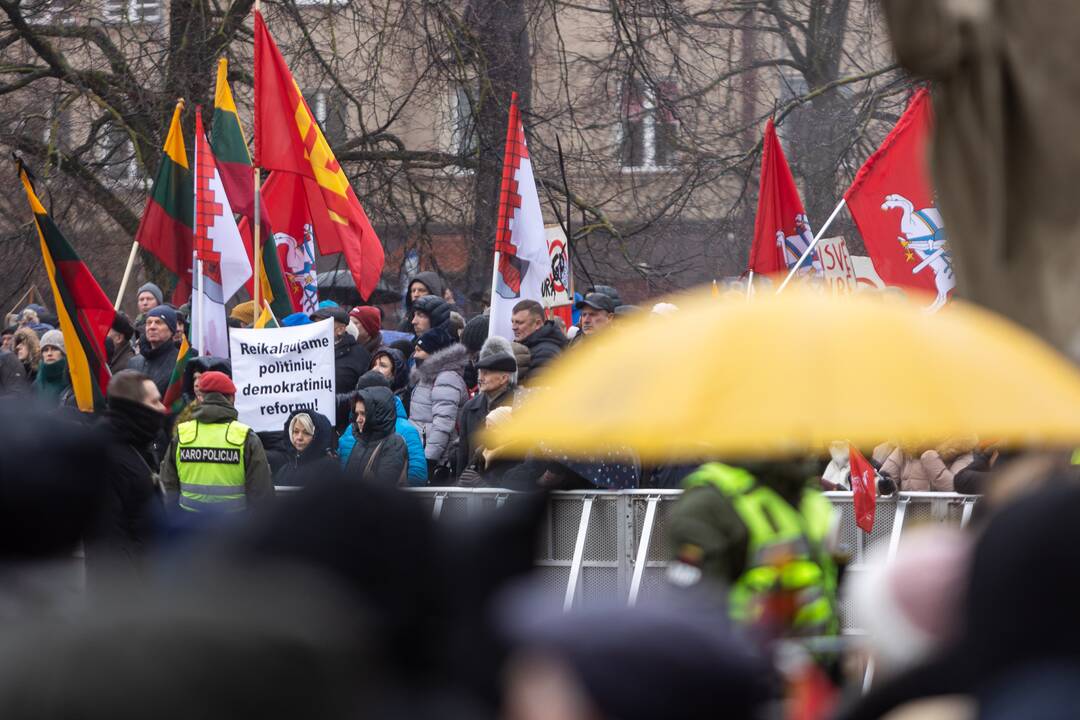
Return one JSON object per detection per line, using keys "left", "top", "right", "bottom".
{"left": 253, "top": 10, "right": 383, "bottom": 299}
{"left": 749, "top": 118, "right": 820, "bottom": 276}
{"left": 844, "top": 88, "right": 956, "bottom": 312}
{"left": 849, "top": 444, "right": 877, "bottom": 534}
{"left": 488, "top": 92, "right": 552, "bottom": 341}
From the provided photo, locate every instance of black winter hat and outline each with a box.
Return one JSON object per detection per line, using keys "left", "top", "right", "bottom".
{"left": 575, "top": 292, "right": 616, "bottom": 313}
{"left": 355, "top": 369, "right": 392, "bottom": 391}
{"left": 475, "top": 351, "right": 516, "bottom": 373}
{"left": 461, "top": 314, "right": 490, "bottom": 353}
{"left": 412, "top": 295, "right": 450, "bottom": 329}
{"left": 111, "top": 311, "right": 135, "bottom": 341}
{"left": 416, "top": 327, "right": 454, "bottom": 355}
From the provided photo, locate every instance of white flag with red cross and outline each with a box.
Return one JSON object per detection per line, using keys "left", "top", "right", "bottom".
{"left": 192, "top": 108, "right": 252, "bottom": 357}
{"left": 489, "top": 92, "right": 552, "bottom": 341}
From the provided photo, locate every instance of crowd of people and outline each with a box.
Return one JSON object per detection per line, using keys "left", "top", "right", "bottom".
{"left": 2, "top": 272, "right": 1079, "bottom": 719}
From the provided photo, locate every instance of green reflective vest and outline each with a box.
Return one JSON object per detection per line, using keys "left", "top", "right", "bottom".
{"left": 176, "top": 419, "right": 250, "bottom": 513}
{"left": 685, "top": 463, "right": 839, "bottom": 636}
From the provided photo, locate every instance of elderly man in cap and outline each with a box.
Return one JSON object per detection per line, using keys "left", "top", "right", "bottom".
{"left": 572, "top": 292, "right": 617, "bottom": 343}
{"left": 128, "top": 306, "right": 180, "bottom": 395}
{"left": 312, "top": 304, "right": 370, "bottom": 432}
{"left": 160, "top": 370, "right": 273, "bottom": 513}
{"left": 455, "top": 336, "right": 518, "bottom": 480}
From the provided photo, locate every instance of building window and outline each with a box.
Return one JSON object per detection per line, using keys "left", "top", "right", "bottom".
{"left": 97, "top": 122, "right": 140, "bottom": 183}
{"left": 620, "top": 78, "right": 679, "bottom": 171}
{"left": 103, "top": 0, "right": 160, "bottom": 23}
{"left": 305, "top": 90, "right": 348, "bottom": 148}
{"left": 449, "top": 83, "right": 478, "bottom": 156}
{"left": 28, "top": 0, "right": 78, "bottom": 24}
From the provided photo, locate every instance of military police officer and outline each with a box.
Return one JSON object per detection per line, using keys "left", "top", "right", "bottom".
{"left": 664, "top": 460, "right": 840, "bottom": 638}
{"left": 161, "top": 371, "right": 273, "bottom": 512}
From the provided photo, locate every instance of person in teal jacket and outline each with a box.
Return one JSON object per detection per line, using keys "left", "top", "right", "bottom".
{"left": 338, "top": 370, "right": 427, "bottom": 485}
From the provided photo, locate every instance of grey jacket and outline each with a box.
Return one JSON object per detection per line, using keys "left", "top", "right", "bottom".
{"left": 408, "top": 343, "right": 468, "bottom": 465}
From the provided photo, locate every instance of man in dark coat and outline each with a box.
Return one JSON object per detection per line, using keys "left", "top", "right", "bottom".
{"left": 344, "top": 387, "right": 408, "bottom": 485}
{"left": 128, "top": 306, "right": 180, "bottom": 395}
{"left": 106, "top": 312, "right": 136, "bottom": 375}
{"left": 314, "top": 306, "right": 370, "bottom": 431}
{"left": 86, "top": 370, "right": 167, "bottom": 579}
{"left": 456, "top": 338, "right": 517, "bottom": 476}
{"left": 511, "top": 299, "right": 567, "bottom": 373}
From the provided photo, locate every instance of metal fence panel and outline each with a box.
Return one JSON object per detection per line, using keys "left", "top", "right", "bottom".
{"left": 362, "top": 488, "right": 978, "bottom": 630}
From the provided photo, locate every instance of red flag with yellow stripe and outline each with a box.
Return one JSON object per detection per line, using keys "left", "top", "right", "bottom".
{"left": 18, "top": 161, "right": 115, "bottom": 412}
{"left": 253, "top": 10, "right": 384, "bottom": 299}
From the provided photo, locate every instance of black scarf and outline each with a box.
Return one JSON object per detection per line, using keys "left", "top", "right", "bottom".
{"left": 106, "top": 397, "right": 166, "bottom": 448}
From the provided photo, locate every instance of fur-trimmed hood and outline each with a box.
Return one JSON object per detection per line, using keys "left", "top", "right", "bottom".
{"left": 411, "top": 342, "right": 468, "bottom": 385}
{"left": 13, "top": 327, "right": 40, "bottom": 371}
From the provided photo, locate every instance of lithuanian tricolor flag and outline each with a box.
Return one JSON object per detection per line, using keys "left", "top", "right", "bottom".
{"left": 18, "top": 160, "right": 115, "bottom": 412}
{"left": 134, "top": 100, "right": 195, "bottom": 304}
{"left": 212, "top": 57, "right": 294, "bottom": 320}
{"left": 163, "top": 333, "right": 195, "bottom": 412}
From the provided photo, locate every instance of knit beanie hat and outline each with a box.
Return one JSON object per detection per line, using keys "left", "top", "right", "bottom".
{"left": 230, "top": 300, "right": 257, "bottom": 327}
{"left": 416, "top": 327, "right": 454, "bottom": 355}
{"left": 137, "top": 282, "right": 163, "bottom": 306}
{"left": 39, "top": 329, "right": 65, "bottom": 355}
{"left": 196, "top": 370, "right": 236, "bottom": 396}
{"left": 461, "top": 314, "right": 489, "bottom": 354}
{"left": 350, "top": 306, "right": 382, "bottom": 338}
{"left": 147, "top": 305, "right": 178, "bottom": 334}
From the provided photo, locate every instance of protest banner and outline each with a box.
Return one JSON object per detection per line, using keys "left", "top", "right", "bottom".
{"left": 543, "top": 224, "right": 573, "bottom": 326}
{"left": 851, "top": 256, "right": 887, "bottom": 290}
{"left": 229, "top": 318, "right": 336, "bottom": 432}
{"left": 817, "top": 236, "right": 858, "bottom": 294}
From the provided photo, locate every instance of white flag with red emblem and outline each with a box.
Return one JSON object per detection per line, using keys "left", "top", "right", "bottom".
{"left": 192, "top": 108, "right": 252, "bottom": 357}
{"left": 488, "top": 92, "right": 552, "bottom": 341}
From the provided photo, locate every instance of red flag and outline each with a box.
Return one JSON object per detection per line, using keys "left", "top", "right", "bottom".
{"left": 849, "top": 444, "right": 877, "bottom": 534}
{"left": 843, "top": 89, "right": 956, "bottom": 312}
{"left": 749, "top": 118, "right": 817, "bottom": 275}
{"left": 253, "top": 10, "right": 384, "bottom": 299}
{"left": 240, "top": 172, "right": 319, "bottom": 313}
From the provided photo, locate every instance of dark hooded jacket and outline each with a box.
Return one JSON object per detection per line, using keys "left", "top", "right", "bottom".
{"left": 344, "top": 387, "right": 408, "bottom": 485}
{"left": 520, "top": 320, "right": 567, "bottom": 374}
{"left": 128, "top": 336, "right": 179, "bottom": 395}
{"left": 85, "top": 397, "right": 167, "bottom": 578}
{"left": 332, "top": 333, "right": 371, "bottom": 432}
{"left": 398, "top": 271, "right": 446, "bottom": 332}
{"left": 273, "top": 409, "right": 338, "bottom": 487}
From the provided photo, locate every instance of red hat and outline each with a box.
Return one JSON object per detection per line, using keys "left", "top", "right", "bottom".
{"left": 196, "top": 370, "right": 236, "bottom": 396}
{"left": 350, "top": 305, "right": 382, "bottom": 339}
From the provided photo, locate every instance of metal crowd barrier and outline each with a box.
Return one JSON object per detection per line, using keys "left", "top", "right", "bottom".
{"left": 405, "top": 488, "right": 978, "bottom": 630}
{"left": 274, "top": 486, "right": 979, "bottom": 630}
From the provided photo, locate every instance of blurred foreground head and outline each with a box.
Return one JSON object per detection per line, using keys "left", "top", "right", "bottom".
{"left": 499, "top": 592, "right": 774, "bottom": 720}
{"left": 0, "top": 403, "right": 107, "bottom": 560}
{"left": 0, "top": 570, "right": 367, "bottom": 720}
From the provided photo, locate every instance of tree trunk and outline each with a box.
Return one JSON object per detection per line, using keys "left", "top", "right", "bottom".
{"left": 462, "top": 0, "right": 532, "bottom": 308}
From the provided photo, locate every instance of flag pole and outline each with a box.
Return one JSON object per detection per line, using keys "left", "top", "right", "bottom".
{"left": 253, "top": 166, "right": 261, "bottom": 313}
{"left": 261, "top": 298, "right": 277, "bottom": 326}
{"left": 776, "top": 198, "right": 846, "bottom": 294}
{"left": 252, "top": 0, "right": 262, "bottom": 314}
{"left": 487, "top": 250, "right": 500, "bottom": 336}
{"left": 114, "top": 241, "right": 140, "bottom": 310}
{"left": 745, "top": 270, "right": 754, "bottom": 300}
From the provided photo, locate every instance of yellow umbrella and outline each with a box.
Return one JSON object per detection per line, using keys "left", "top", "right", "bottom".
{"left": 487, "top": 286, "right": 1080, "bottom": 460}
